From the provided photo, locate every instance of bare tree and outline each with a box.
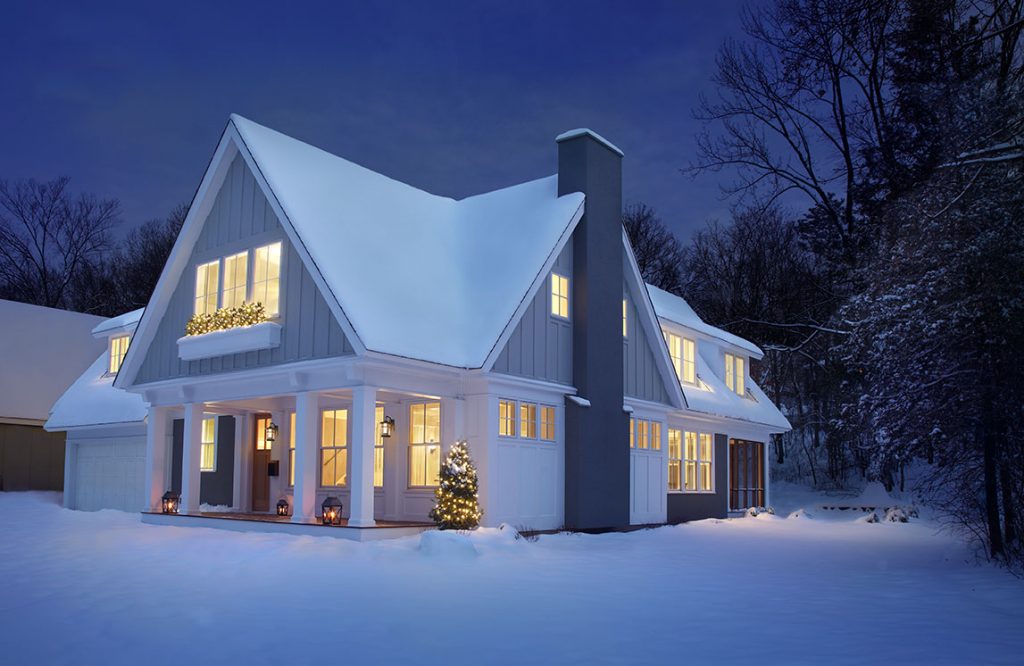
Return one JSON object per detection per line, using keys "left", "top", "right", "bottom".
{"left": 622, "top": 204, "right": 686, "bottom": 294}
{"left": 0, "top": 177, "right": 118, "bottom": 309}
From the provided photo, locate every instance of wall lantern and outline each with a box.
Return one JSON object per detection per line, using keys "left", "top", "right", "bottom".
{"left": 265, "top": 421, "right": 279, "bottom": 444}
{"left": 276, "top": 498, "right": 290, "bottom": 517}
{"left": 321, "top": 496, "right": 343, "bottom": 526}
{"left": 380, "top": 415, "right": 395, "bottom": 438}
{"left": 161, "top": 491, "right": 181, "bottom": 514}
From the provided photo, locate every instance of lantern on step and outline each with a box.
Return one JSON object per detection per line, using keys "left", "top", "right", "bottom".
{"left": 380, "top": 415, "right": 395, "bottom": 438}
{"left": 321, "top": 496, "right": 343, "bottom": 525}
{"left": 265, "top": 421, "right": 279, "bottom": 444}
{"left": 161, "top": 491, "right": 181, "bottom": 514}
{"left": 276, "top": 498, "right": 290, "bottom": 517}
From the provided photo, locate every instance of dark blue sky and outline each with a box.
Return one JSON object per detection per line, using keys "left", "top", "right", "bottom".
{"left": 1, "top": 1, "right": 746, "bottom": 241}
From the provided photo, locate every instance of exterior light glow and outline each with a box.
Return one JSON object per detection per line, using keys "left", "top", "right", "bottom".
{"left": 265, "top": 421, "right": 279, "bottom": 444}
{"left": 161, "top": 491, "right": 181, "bottom": 514}
{"left": 321, "top": 496, "right": 343, "bottom": 526}
{"left": 276, "top": 498, "right": 290, "bottom": 517}
{"left": 380, "top": 415, "right": 395, "bottom": 438}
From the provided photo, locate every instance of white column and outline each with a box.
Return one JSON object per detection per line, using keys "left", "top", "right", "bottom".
{"left": 180, "top": 403, "right": 205, "bottom": 514}
{"left": 292, "top": 391, "right": 320, "bottom": 523}
{"left": 349, "top": 386, "right": 377, "bottom": 527}
{"left": 144, "top": 405, "right": 170, "bottom": 512}
{"left": 231, "top": 413, "right": 245, "bottom": 511}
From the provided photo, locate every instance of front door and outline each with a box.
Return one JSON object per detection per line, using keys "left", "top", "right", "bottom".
{"left": 729, "top": 439, "right": 765, "bottom": 510}
{"left": 252, "top": 415, "right": 272, "bottom": 512}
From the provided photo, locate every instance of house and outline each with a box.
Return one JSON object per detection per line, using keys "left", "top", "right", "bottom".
{"left": 0, "top": 300, "right": 105, "bottom": 492}
{"left": 47, "top": 115, "right": 789, "bottom": 532}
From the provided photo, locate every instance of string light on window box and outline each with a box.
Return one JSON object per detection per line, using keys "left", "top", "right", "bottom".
{"left": 429, "top": 440, "right": 482, "bottom": 530}
{"left": 185, "top": 302, "right": 267, "bottom": 336}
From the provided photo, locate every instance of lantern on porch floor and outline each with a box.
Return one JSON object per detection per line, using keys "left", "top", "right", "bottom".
{"left": 380, "top": 415, "right": 395, "bottom": 438}
{"left": 161, "top": 491, "right": 181, "bottom": 514}
{"left": 276, "top": 498, "right": 290, "bottom": 517}
{"left": 321, "top": 496, "right": 343, "bottom": 525}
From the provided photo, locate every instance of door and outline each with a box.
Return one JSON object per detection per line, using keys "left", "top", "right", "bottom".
{"left": 252, "top": 415, "right": 272, "bottom": 512}
{"left": 729, "top": 439, "right": 765, "bottom": 510}
{"left": 71, "top": 438, "right": 146, "bottom": 512}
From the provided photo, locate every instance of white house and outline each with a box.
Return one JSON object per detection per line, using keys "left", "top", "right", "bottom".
{"left": 46, "top": 115, "right": 789, "bottom": 533}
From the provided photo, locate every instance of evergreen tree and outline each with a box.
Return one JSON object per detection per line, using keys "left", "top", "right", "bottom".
{"left": 429, "top": 441, "right": 482, "bottom": 530}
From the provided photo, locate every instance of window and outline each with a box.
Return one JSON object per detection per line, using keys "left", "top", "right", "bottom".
{"left": 551, "top": 273, "right": 570, "bottom": 319}
{"left": 200, "top": 417, "right": 217, "bottom": 472}
{"left": 631, "top": 417, "right": 660, "bottom": 451}
{"left": 374, "top": 406, "right": 385, "bottom": 488}
{"left": 320, "top": 409, "right": 348, "bottom": 487}
{"left": 683, "top": 431, "right": 714, "bottom": 492}
{"left": 651, "top": 421, "right": 662, "bottom": 451}
{"left": 637, "top": 418, "right": 649, "bottom": 449}
{"left": 255, "top": 416, "right": 272, "bottom": 450}
{"left": 253, "top": 242, "right": 282, "bottom": 317}
{"left": 498, "top": 399, "right": 516, "bottom": 437}
{"left": 409, "top": 402, "right": 441, "bottom": 487}
{"left": 194, "top": 260, "right": 220, "bottom": 316}
{"left": 520, "top": 402, "right": 538, "bottom": 439}
{"left": 725, "top": 353, "right": 745, "bottom": 396}
{"left": 222, "top": 251, "right": 248, "bottom": 309}
{"left": 289, "top": 412, "right": 296, "bottom": 487}
{"left": 668, "top": 429, "right": 682, "bottom": 491}
{"left": 108, "top": 335, "right": 129, "bottom": 375}
{"left": 665, "top": 330, "right": 682, "bottom": 380}
{"left": 629, "top": 418, "right": 635, "bottom": 448}
{"left": 682, "top": 338, "right": 696, "bottom": 384}
{"left": 622, "top": 298, "right": 628, "bottom": 337}
{"left": 540, "top": 406, "right": 556, "bottom": 441}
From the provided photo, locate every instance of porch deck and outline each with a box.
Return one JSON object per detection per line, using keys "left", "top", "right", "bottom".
{"left": 141, "top": 511, "right": 434, "bottom": 542}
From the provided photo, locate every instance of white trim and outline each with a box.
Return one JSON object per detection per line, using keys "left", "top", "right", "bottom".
{"left": 176, "top": 321, "right": 282, "bottom": 361}
{"left": 554, "top": 128, "right": 625, "bottom": 157}
{"left": 566, "top": 395, "right": 591, "bottom": 407}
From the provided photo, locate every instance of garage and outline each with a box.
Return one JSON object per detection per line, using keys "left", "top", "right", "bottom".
{"left": 68, "top": 436, "right": 146, "bottom": 512}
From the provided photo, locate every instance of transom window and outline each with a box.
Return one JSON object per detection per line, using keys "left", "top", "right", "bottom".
{"left": 498, "top": 399, "right": 516, "bottom": 437}
{"left": 108, "top": 335, "right": 130, "bottom": 375}
{"left": 683, "top": 431, "right": 714, "bottom": 492}
{"left": 200, "top": 417, "right": 217, "bottom": 472}
{"left": 194, "top": 260, "right": 220, "bottom": 316}
{"left": 540, "top": 406, "right": 556, "bottom": 441}
{"left": 498, "top": 399, "right": 556, "bottom": 443}
{"left": 551, "top": 273, "right": 570, "bottom": 319}
{"left": 222, "top": 251, "right": 248, "bottom": 309}
{"left": 668, "top": 429, "right": 682, "bottom": 491}
{"left": 373, "top": 405, "right": 385, "bottom": 488}
{"left": 629, "top": 418, "right": 662, "bottom": 450}
{"left": 320, "top": 408, "right": 348, "bottom": 487}
{"left": 725, "top": 353, "right": 745, "bottom": 396}
{"left": 192, "top": 241, "right": 283, "bottom": 317}
{"left": 409, "top": 402, "right": 441, "bottom": 487}
{"left": 519, "top": 402, "right": 538, "bottom": 439}
{"left": 253, "top": 242, "right": 282, "bottom": 317}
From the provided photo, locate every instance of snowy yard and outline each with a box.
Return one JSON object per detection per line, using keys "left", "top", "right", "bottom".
{"left": 1, "top": 492, "right": 1021, "bottom": 665}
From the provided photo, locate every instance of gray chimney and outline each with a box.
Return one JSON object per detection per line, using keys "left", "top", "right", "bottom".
{"left": 557, "top": 129, "right": 629, "bottom": 530}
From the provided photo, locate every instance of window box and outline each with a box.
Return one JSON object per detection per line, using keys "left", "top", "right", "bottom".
{"left": 177, "top": 321, "right": 281, "bottom": 361}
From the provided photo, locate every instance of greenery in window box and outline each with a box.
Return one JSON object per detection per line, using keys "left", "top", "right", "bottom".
{"left": 185, "top": 302, "right": 267, "bottom": 336}
{"left": 429, "top": 441, "right": 482, "bottom": 530}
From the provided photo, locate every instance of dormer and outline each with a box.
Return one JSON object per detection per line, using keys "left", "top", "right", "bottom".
{"left": 91, "top": 309, "right": 144, "bottom": 377}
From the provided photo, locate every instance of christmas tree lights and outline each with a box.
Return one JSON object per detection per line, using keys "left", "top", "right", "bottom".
{"left": 429, "top": 441, "right": 482, "bottom": 530}
{"left": 185, "top": 301, "right": 267, "bottom": 336}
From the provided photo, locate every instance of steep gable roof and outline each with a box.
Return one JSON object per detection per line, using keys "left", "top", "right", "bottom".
{"left": 646, "top": 284, "right": 763, "bottom": 357}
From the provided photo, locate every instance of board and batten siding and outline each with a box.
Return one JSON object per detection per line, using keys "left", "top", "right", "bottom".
{"left": 491, "top": 243, "right": 572, "bottom": 384}
{"left": 623, "top": 279, "right": 672, "bottom": 405}
{"left": 134, "top": 154, "right": 354, "bottom": 385}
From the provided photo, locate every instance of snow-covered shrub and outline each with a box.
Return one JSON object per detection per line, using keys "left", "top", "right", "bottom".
{"left": 884, "top": 507, "right": 909, "bottom": 523}
{"left": 746, "top": 506, "right": 776, "bottom": 517}
{"left": 788, "top": 509, "right": 813, "bottom": 520}
{"left": 857, "top": 511, "right": 880, "bottom": 524}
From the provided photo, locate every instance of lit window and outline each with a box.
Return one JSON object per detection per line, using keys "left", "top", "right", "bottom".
{"left": 194, "top": 260, "right": 220, "bottom": 316}
{"left": 374, "top": 405, "right": 385, "bottom": 488}
{"left": 108, "top": 335, "right": 130, "bottom": 375}
{"left": 651, "top": 421, "right": 661, "bottom": 451}
{"left": 551, "top": 273, "right": 570, "bottom": 319}
{"left": 222, "top": 251, "right": 248, "bottom": 309}
{"left": 540, "top": 406, "right": 556, "bottom": 442}
{"left": 622, "top": 298, "right": 628, "bottom": 338}
{"left": 409, "top": 402, "right": 441, "bottom": 487}
{"left": 630, "top": 417, "right": 661, "bottom": 451}
{"left": 683, "top": 431, "right": 714, "bottom": 492}
{"left": 289, "top": 412, "right": 296, "bottom": 487}
{"left": 520, "top": 402, "right": 538, "bottom": 439}
{"left": 629, "top": 418, "right": 635, "bottom": 448}
{"left": 682, "top": 338, "right": 696, "bottom": 384}
{"left": 668, "top": 429, "right": 682, "bottom": 491}
{"left": 255, "top": 416, "right": 272, "bottom": 450}
{"left": 200, "top": 417, "right": 217, "bottom": 472}
{"left": 253, "top": 242, "right": 282, "bottom": 317}
{"left": 498, "top": 399, "right": 516, "bottom": 437}
{"left": 320, "top": 409, "right": 348, "bottom": 487}
{"left": 664, "top": 330, "right": 682, "bottom": 380}
{"left": 725, "top": 353, "right": 745, "bottom": 395}
{"left": 637, "top": 419, "right": 649, "bottom": 449}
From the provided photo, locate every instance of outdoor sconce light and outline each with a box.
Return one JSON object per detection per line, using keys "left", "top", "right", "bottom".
{"left": 161, "top": 491, "right": 181, "bottom": 514}
{"left": 265, "top": 421, "right": 279, "bottom": 444}
{"left": 276, "top": 498, "right": 290, "bottom": 517}
{"left": 321, "top": 496, "right": 343, "bottom": 525}
{"left": 380, "top": 415, "right": 395, "bottom": 438}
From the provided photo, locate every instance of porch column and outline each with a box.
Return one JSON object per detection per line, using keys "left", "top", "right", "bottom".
{"left": 231, "top": 413, "right": 246, "bottom": 511}
{"left": 181, "top": 402, "right": 205, "bottom": 514}
{"left": 143, "top": 405, "right": 171, "bottom": 512}
{"left": 292, "top": 391, "right": 320, "bottom": 523}
{"left": 349, "top": 385, "right": 377, "bottom": 527}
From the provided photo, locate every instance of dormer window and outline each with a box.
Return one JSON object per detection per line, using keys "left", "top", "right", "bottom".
{"left": 108, "top": 335, "right": 130, "bottom": 375}
{"left": 551, "top": 273, "right": 570, "bottom": 319}
{"left": 663, "top": 330, "right": 696, "bottom": 384}
{"left": 725, "top": 353, "right": 745, "bottom": 396}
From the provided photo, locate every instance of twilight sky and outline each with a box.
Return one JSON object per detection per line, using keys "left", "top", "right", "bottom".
{"left": 0, "top": 1, "right": 746, "bottom": 241}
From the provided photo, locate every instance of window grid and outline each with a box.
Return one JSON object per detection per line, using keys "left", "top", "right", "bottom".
{"left": 725, "top": 353, "right": 745, "bottom": 395}
{"left": 194, "top": 260, "right": 220, "bottom": 316}
{"left": 683, "top": 431, "right": 714, "bottom": 492}
{"left": 668, "top": 429, "right": 682, "bottom": 491}
{"left": 551, "top": 273, "right": 570, "bottom": 319}
{"left": 200, "top": 417, "right": 217, "bottom": 472}
{"left": 255, "top": 416, "right": 272, "bottom": 451}
{"left": 320, "top": 409, "right": 348, "bottom": 488}
{"left": 520, "top": 402, "right": 538, "bottom": 439}
{"left": 682, "top": 337, "right": 696, "bottom": 384}
{"left": 108, "top": 335, "right": 130, "bottom": 375}
{"left": 498, "top": 399, "right": 516, "bottom": 437}
{"left": 253, "top": 242, "right": 282, "bottom": 317}
{"left": 408, "top": 402, "right": 441, "bottom": 487}
{"left": 222, "top": 251, "right": 248, "bottom": 309}
{"left": 665, "top": 331, "right": 682, "bottom": 381}
{"left": 540, "top": 406, "right": 556, "bottom": 441}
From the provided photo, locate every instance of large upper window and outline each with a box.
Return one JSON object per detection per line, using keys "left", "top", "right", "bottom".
{"left": 200, "top": 417, "right": 217, "bottom": 472}
{"left": 194, "top": 260, "right": 220, "bottom": 316}
{"left": 253, "top": 242, "right": 282, "bottom": 317}
{"left": 683, "top": 431, "right": 714, "bottom": 492}
{"left": 409, "top": 402, "right": 441, "bottom": 487}
{"left": 222, "top": 251, "right": 248, "bottom": 309}
{"left": 108, "top": 335, "right": 130, "bottom": 375}
{"left": 664, "top": 330, "right": 696, "bottom": 385}
{"left": 320, "top": 408, "right": 348, "bottom": 487}
{"left": 551, "top": 273, "right": 570, "bottom": 319}
{"left": 668, "top": 429, "right": 682, "bottom": 491}
{"left": 725, "top": 353, "right": 745, "bottom": 396}
{"left": 193, "top": 241, "right": 283, "bottom": 318}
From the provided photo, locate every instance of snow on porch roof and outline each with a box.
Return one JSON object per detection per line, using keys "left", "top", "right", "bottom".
{"left": 231, "top": 115, "right": 585, "bottom": 368}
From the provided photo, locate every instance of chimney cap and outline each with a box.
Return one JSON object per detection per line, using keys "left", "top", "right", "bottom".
{"left": 555, "top": 128, "right": 624, "bottom": 157}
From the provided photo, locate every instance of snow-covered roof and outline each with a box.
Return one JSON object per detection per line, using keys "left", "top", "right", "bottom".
{"left": 0, "top": 300, "right": 106, "bottom": 424}
{"left": 232, "top": 115, "right": 585, "bottom": 368}
{"left": 681, "top": 353, "right": 790, "bottom": 430}
{"left": 555, "top": 128, "right": 624, "bottom": 157}
{"left": 46, "top": 310, "right": 147, "bottom": 430}
{"left": 646, "top": 284, "right": 763, "bottom": 357}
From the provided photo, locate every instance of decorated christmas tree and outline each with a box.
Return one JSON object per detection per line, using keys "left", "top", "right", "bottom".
{"left": 429, "top": 441, "right": 482, "bottom": 530}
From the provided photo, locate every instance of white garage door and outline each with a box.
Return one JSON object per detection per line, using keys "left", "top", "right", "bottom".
{"left": 72, "top": 438, "right": 146, "bottom": 512}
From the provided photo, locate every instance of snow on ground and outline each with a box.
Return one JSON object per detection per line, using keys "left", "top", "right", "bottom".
{"left": 1, "top": 492, "right": 1021, "bottom": 665}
